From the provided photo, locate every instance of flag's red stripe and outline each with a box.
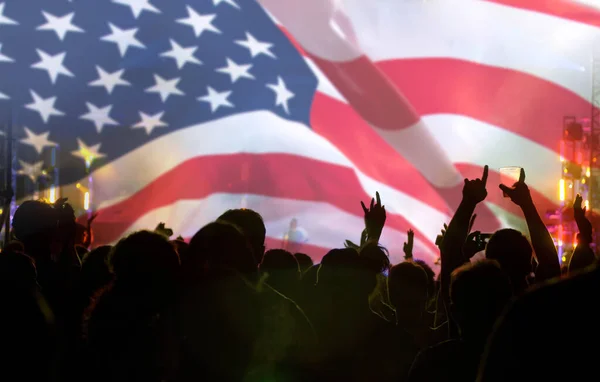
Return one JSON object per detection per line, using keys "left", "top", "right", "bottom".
{"left": 317, "top": 57, "right": 590, "bottom": 153}
{"left": 486, "top": 0, "right": 600, "bottom": 28}
{"left": 311, "top": 93, "right": 558, "bottom": 215}
{"left": 87, "top": 153, "right": 438, "bottom": 253}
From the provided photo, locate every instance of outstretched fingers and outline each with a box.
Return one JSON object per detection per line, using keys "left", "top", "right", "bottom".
{"left": 482, "top": 165, "right": 489, "bottom": 186}
{"left": 519, "top": 168, "right": 526, "bottom": 183}
{"left": 361, "top": 201, "right": 368, "bottom": 214}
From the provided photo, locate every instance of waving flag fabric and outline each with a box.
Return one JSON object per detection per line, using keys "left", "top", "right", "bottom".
{"left": 0, "top": 0, "right": 598, "bottom": 265}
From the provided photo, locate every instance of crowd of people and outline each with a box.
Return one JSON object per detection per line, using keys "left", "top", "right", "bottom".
{"left": 0, "top": 165, "right": 598, "bottom": 382}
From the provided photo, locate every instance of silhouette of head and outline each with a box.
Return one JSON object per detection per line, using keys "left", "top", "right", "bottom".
{"left": 0, "top": 251, "right": 37, "bottom": 290}
{"left": 414, "top": 259, "right": 436, "bottom": 301}
{"left": 110, "top": 231, "right": 180, "bottom": 301}
{"left": 261, "top": 249, "right": 299, "bottom": 272}
{"left": 218, "top": 209, "right": 266, "bottom": 263}
{"left": 188, "top": 221, "right": 257, "bottom": 278}
{"left": 485, "top": 229, "right": 533, "bottom": 287}
{"left": 260, "top": 249, "right": 300, "bottom": 295}
{"left": 81, "top": 245, "right": 113, "bottom": 295}
{"left": 450, "top": 260, "right": 512, "bottom": 341}
{"left": 318, "top": 248, "right": 379, "bottom": 300}
{"left": 388, "top": 262, "right": 429, "bottom": 314}
{"left": 12, "top": 201, "right": 59, "bottom": 255}
{"left": 359, "top": 242, "right": 390, "bottom": 274}
{"left": 294, "top": 252, "right": 313, "bottom": 273}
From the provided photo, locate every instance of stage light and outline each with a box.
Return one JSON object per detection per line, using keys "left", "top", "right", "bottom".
{"left": 84, "top": 192, "right": 90, "bottom": 211}
{"left": 587, "top": 167, "right": 591, "bottom": 178}
{"left": 559, "top": 179, "right": 565, "bottom": 201}
{"left": 562, "top": 256, "right": 567, "bottom": 263}
{"left": 585, "top": 199, "right": 590, "bottom": 209}
{"left": 582, "top": 178, "right": 586, "bottom": 184}
{"left": 49, "top": 186, "right": 56, "bottom": 204}
{"left": 558, "top": 239, "right": 563, "bottom": 247}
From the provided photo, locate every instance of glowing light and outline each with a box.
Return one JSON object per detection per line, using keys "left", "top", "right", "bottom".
{"left": 582, "top": 178, "right": 586, "bottom": 184}
{"left": 559, "top": 179, "right": 565, "bottom": 201}
{"left": 84, "top": 192, "right": 90, "bottom": 211}
{"left": 558, "top": 239, "right": 563, "bottom": 247}
{"left": 49, "top": 186, "right": 56, "bottom": 204}
{"left": 585, "top": 200, "right": 590, "bottom": 209}
{"left": 76, "top": 183, "right": 81, "bottom": 189}
{"left": 560, "top": 156, "right": 565, "bottom": 162}
{"left": 587, "top": 167, "right": 591, "bottom": 178}
{"left": 562, "top": 256, "right": 567, "bottom": 262}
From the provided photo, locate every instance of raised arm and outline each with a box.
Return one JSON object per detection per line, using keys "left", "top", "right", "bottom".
{"left": 440, "top": 166, "right": 488, "bottom": 303}
{"left": 500, "top": 168, "right": 560, "bottom": 281}
{"left": 569, "top": 194, "right": 596, "bottom": 272}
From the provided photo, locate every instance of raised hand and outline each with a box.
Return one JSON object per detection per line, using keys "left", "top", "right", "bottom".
{"left": 403, "top": 229, "right": 414, "bottom": 260}
{"left": 361, "top": 191, "right": 386, "bottom": 242}
{"left": 155, "top": 222, "right": 174, "bottom": 238}
{"left": 574, "top": 194, "right": 592, "bottom": 243}
{"left": 499, "top": 168, "right": 533, "bottom": 207}
{"left": 574, "top": 194, "right": 586, "bottom": 215}
{"left": 463, "top": 165, "right": 489, "bottom": 205}
{"left": 435, "top": 223, "right": 448, "bottom": 249}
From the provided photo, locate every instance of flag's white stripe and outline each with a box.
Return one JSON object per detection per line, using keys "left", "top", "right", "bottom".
{"left": 79, "top": 111, "right": 451, "bottom": 245}
{"left": 119, "top": 194, "right": 437, "bottom": 264}
{"left": 271, "top": 0, "right": 596, "bottom": 101}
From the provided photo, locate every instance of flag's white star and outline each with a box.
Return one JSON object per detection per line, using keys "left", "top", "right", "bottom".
{"left": 72, "top": 138, "right": 106, "bottom": 162}
{"left": 37, "top": 11, "right": 84, "bottom": 41}
{"left": 20, "top": 127, "right": 58, "bottom": 155}
{"left": 18, "top": 160, "right": 45, "bottom": 182}
{"left": 236, "top": 32, "right": 276, "bottom": 59}
{"left": 267, "top": 77, "right": 294, "bottom": 114}
{"left": 216, "top": 58, "right": 254, "bottom": 83}
{"left": 89, "top": 66, "right": 130, "bottom": 94}
{"left": 160, "top": 39, "right": 202, "bottom": 69}
{"left": 0, "top": 44, "right": 13, "bottom": 62}
{"left": 80, "top": 103, "right": 119, "bottom": 133}
{"left": 31, "top": 49, "right": 74, "bottom": 84}
{"left": 0, "top": 3, "right": 17, "bottom": 26}
{"left": 112, "top": 0, "right": 160, "bottom": 18}
{"left": 25, "top": 91, "right": 64, "bottom": 123}
{"left": 213, "top": 0, "right": 240, "bottom": 9}
{"left": 145, "top": 74, "right": 184, "bottom": 102}
{"left": 0, "top": 91, "right": 8, "bottom": 100}
{"left": 100, "top": 23, "right": 145, "bottom": 57}
{"left": 177, "top": 6, "right": 220, "bottom": 37}
{"left": 198, "top": 87, "right": 233, "bottom": 113}
{"left": 133, "top": 111, "right": 167, "bottom": 134}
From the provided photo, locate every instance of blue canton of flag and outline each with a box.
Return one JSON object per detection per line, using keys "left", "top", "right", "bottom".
{"left": 0, "top": 0, "right": 318, "bottom": 198}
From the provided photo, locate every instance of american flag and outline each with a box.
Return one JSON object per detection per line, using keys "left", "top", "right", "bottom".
{"left": 0, "top": 0, "right": 598, "bottom": 265}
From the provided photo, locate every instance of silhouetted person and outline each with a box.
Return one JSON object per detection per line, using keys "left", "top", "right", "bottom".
{"left": 478, "top": 262, "right": 600, "bottom": 381}
{"left": 85, "top": 231, "right": 180, "bottom": 382}
{"left": 260, "top": 249, "right": 301, "bottom": 300}
{"left": 388, "top": 262, "right": 431, "bottom": 347}
{"left": 308, "top": 248, "right": 417, "bottom": 382}
{"left": 0, "top": 251, "right": 56, "bottom": 382}
{"left": 408, "top": 260, "right": 512, "bottom": 382}
{"left": 175, "top": 222, "right": 316, "bottom": 382}
{"left": 485, "top": 229, "right": 533, "bottom": 294}
{"left": 219, "top": 208, "right": 266, "bottom": 264}
{"left": 294, "top": 252, "right": 313, "bottom": 273}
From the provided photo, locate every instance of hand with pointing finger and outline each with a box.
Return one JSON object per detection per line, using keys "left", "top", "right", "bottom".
{"left": 499, "top": 168, "right": 533, "bottom": 208}
{"left": 361, "top": 192, "right": 386, "bottom": 242}
{"left": 463, "top": 165, "right": 489, "bottom": 205}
